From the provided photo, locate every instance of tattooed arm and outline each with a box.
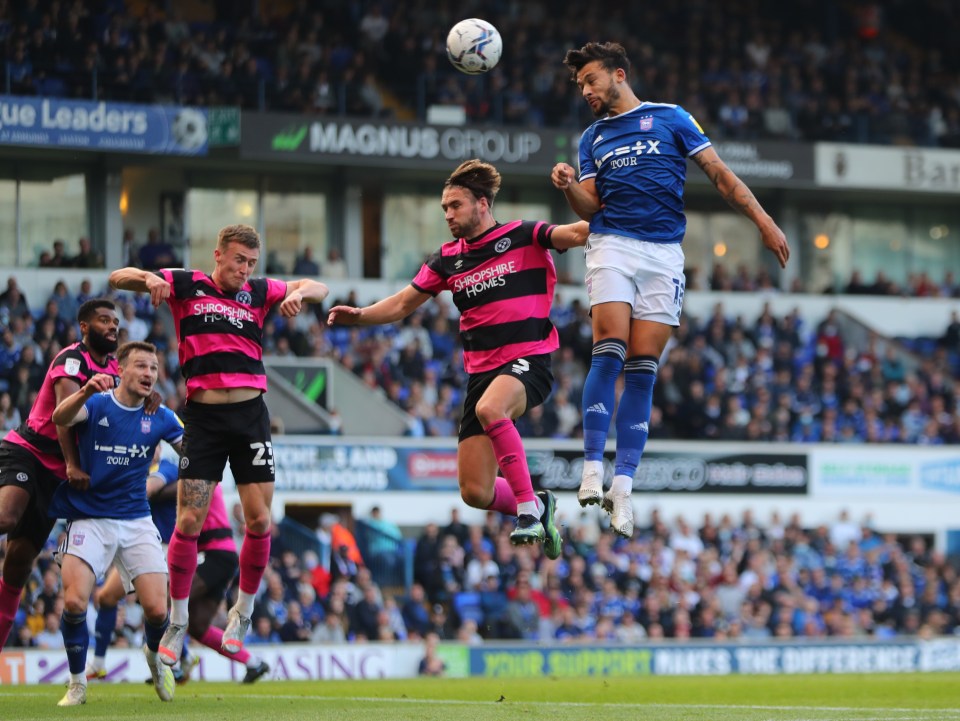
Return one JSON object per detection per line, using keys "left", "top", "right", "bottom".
{"left": 692, "top": 146, "right": 790, "bottom": 268}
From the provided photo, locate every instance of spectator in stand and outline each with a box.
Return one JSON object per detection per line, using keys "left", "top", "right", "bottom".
{"left": 137, "top": 229, "right": 178, "bottom": 270}
{"left": 75, "top": 279, "right": 95, "bottom": 306}
{"left": 119, "top": 303, "right": 149, "bottom": 342}
{"left": 71, "top": 237, "right": 104, "bottom": 268}
{"left": 47, "top": 281, "right": 78, "bottom": 325}
{"left": 292, "top": 247, "right": 320, "bottom": 276}
{"left": 323, "top": 248, "right": 348, "bottom": 279}
{"left": 418, "top": 632, "right": 446, "bottom": 676}
{"left": 0, "top": 278, "right": 29, "bottom": 321}
{"left": 40, "top": 240, "right": 71, "bottom": 268}
{"left": 364, "top": 505, "right": 403, "bottom": 582}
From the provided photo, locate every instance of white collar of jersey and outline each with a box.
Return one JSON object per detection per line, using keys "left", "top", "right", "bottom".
{"left": 107, "top": 389, "right": 146, "bottom": 412}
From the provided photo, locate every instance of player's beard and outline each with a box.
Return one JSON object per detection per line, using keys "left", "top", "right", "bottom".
{"left": 592, "top": 86, "right": 621, "bottom": 117}
{"left": 450, "top": 205, "right": 482, "bottom": 239}
{"left": 87, "top": 327, "right": 118, "bottom": 356}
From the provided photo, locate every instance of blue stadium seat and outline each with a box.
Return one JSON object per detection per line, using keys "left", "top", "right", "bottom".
{"left": 452, "top": 591, "right": 485, "bottom": 625}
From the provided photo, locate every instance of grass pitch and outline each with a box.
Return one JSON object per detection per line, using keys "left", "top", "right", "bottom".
{"left": 2, "top": 673, "right": 959, "bottom": 720}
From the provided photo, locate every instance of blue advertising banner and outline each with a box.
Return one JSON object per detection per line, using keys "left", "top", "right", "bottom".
{"left": 0, "top": 95, "right": 208, "bottom": 155}
{"left": 460, "top": 640, "right": 960, "bottom": 678}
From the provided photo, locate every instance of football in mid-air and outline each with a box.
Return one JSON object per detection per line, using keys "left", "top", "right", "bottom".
{"left": 446, "top": 18, "right": 502, "bottom": 75}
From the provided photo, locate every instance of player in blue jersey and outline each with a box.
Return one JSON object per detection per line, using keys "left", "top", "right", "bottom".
{"left": 551, "top": 42, "right": 790, "bottom": 538}
{"left": 83, "top": 453, "right": 185, "bottom": 681}
{"left": 85, "top": 453, "right": 268, "bottom": 685}
{"left": 49, "top": 341, "right": 184, "bottom": 707}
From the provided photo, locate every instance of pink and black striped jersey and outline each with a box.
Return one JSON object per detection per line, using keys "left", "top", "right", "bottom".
{"left": 5, "top": 342, "right": 119, "bottom": 476}
{"left": 411, "top": 220, "right": 561, "bottom": 374}
{"left": 157, "top": 269, "right": 287, "bottom": 399}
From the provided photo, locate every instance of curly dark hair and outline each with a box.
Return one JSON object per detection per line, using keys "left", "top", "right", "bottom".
{"left": 563, "top": 41, "right": 631, "bottom": 79}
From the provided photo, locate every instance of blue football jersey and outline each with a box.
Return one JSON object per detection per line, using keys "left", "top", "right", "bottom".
{"left": 148, "top": 458, "right": 179, "bottom": 543}
{"left": 49, "top": 392, "right": 184, "bottom": 521}
{"left": 578, "top": 102, "right": 711, "bottom": 243}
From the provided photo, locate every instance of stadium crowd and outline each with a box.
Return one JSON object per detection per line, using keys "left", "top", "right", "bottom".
{"left": 3, "top": 1, "right": 960, "bottom": 146}
{"left": 0, "top": 273, "right": 958, "bottom": 653}
{"left": 1, "top": 273, "right": 959, "bottom": 446}
{"left": 5, "top": 500, "right": 959, "bottom": 650}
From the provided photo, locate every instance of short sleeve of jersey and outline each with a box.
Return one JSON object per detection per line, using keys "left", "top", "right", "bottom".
{"left": 156, "top": 269, "right": 194, "bottom": 300}
{"left": 411, "top": 252, "right": 447, "bottom": 296}
{"left": 48, "top": 347, "right": 88, "bottom": 385}
{"left": 532, "top": 221, "right": 561, "bottom": 251}
{"left": 152, "top": 458, "right": 179, "bottom": 485}
{"left": 673, "top": 105, "right": 712, "bottom": 157}
{"left": 160, "top": 408, "right": 184, "bottom": 445}
{"left": 263, "top": 278, "right": 288, "bottom": 309}
{"left": 577, "top": 126, "right": 598, "bottom": 182}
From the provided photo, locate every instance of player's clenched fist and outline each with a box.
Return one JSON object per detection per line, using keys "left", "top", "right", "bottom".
{"left": 84, "top": 373, "right": 115, "bottom": 395}
{"left": 551, "top": 163, "right": 577, "bottom": 190}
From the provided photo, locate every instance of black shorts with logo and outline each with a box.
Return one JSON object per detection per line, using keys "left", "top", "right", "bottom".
{"left": 179, "top": 395, "right": 275, "bottom": 485}
{"left": 458, "top": 354, "right": 555, "bottom": 441}
{"left": 194, "top": 549, "right": 240, "bottom": 602}
{"left": 0, "top": 441, "right": 60, "bottom": 549}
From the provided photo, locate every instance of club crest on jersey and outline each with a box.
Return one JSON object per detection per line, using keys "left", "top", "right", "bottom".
{"left": 16, "top": 472, "right": 27, "bottom": 483}
{"left": 141, "top": 417, "right": 152, "bottom": 434}
{"left": 64, "top": 358, "right": 81, "bottom": 376}
{"left": 72, "top": 531, "right": 85, "bottom": 547}
{"left": 640, "top": 116, "right": 653, "bottom": 131}
{"left": 494, "top": 238, "right": 512, "bottom": 253}
{"left": 235, "top": 290, "right": 252, "bottom": 304}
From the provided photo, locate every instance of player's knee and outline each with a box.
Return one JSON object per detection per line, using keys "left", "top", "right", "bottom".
{"left": 142, "top": 603, "right": 168, "bottom": 625}
{"left": 245, "top": 516, "right": 270, "bottom": 534}
{"left": 175, "top": 510, "right": 204, "bottom": 535}
{"left": 475, "top": 399, "right": 507, "bottom": 429}
{"left": 63, "top": 591, "right": 88, "bottom": 616}
{"left": 458, "top": 479, "right": 490, "bottom": 510}
{"left": 0, "top": 506, "right": 22, "bottom": 534}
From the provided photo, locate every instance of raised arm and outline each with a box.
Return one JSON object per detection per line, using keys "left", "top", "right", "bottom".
{"left": 52, "top": 373, "right": 114, "bottom": 427}
{"left": 691, "top": 147, "right": 790, "bottom": 268}
{"left": 549, "top": 220, "right": 591, "bottom": 250}
{"left": 278, "top": 278, "right": 331, "bottom": 318}
{"left": 327, "top": 285, "right": 431, "bottom": 327}
{"left": 550, "top": 162, "right": 601, "bottom": 221}
{"left": 109, "top": 267, "right": 172, "bottom": 307}
{"left": 53, "top": 377, "right": 84, "bottom": 488}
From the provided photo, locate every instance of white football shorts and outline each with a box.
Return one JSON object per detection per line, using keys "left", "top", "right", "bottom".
{"left": 584, "top": 232, "right": 686, "bottom": 326}
{"left": 58, "top": 516, "right": 167, "bottom": 593}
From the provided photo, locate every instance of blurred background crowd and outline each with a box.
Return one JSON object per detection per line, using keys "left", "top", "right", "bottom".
{"left": 2, "top": 1, "right": 960, "bottom": 145}
{"left": 6, "top": 499, "right": 958, "bottom": 653}
{"left": 2, "top": 272, "right": 958, "bottom": 445}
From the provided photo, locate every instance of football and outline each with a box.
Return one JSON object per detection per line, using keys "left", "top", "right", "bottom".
{"left": 446, "top": 18, "right": 502, "bottom": 75}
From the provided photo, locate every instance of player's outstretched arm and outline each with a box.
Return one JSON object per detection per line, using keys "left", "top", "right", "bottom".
{"left": 550, "top": 220, "right": 591, "bottom": 250}
{"left": 327, "top": 285, "right": 431, "bottom": 327}
{"left": 279, "top": 279, "right": 331, "bottom": 318}
{"left": 551, "top": 162, "right": 601, "bottom": 221}
{"left": 692, "top": 147, "right": 790, "bottom": 268}
{"left": 109, "top": 267, "right": 172, "bottom": 307}
{"left": 52, "top": 373, "right": 114, "bottom": 426}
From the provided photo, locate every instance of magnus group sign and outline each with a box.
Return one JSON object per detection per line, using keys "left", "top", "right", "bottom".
{"left": 240, "top": 112, "right": 573, "bottom": 172}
